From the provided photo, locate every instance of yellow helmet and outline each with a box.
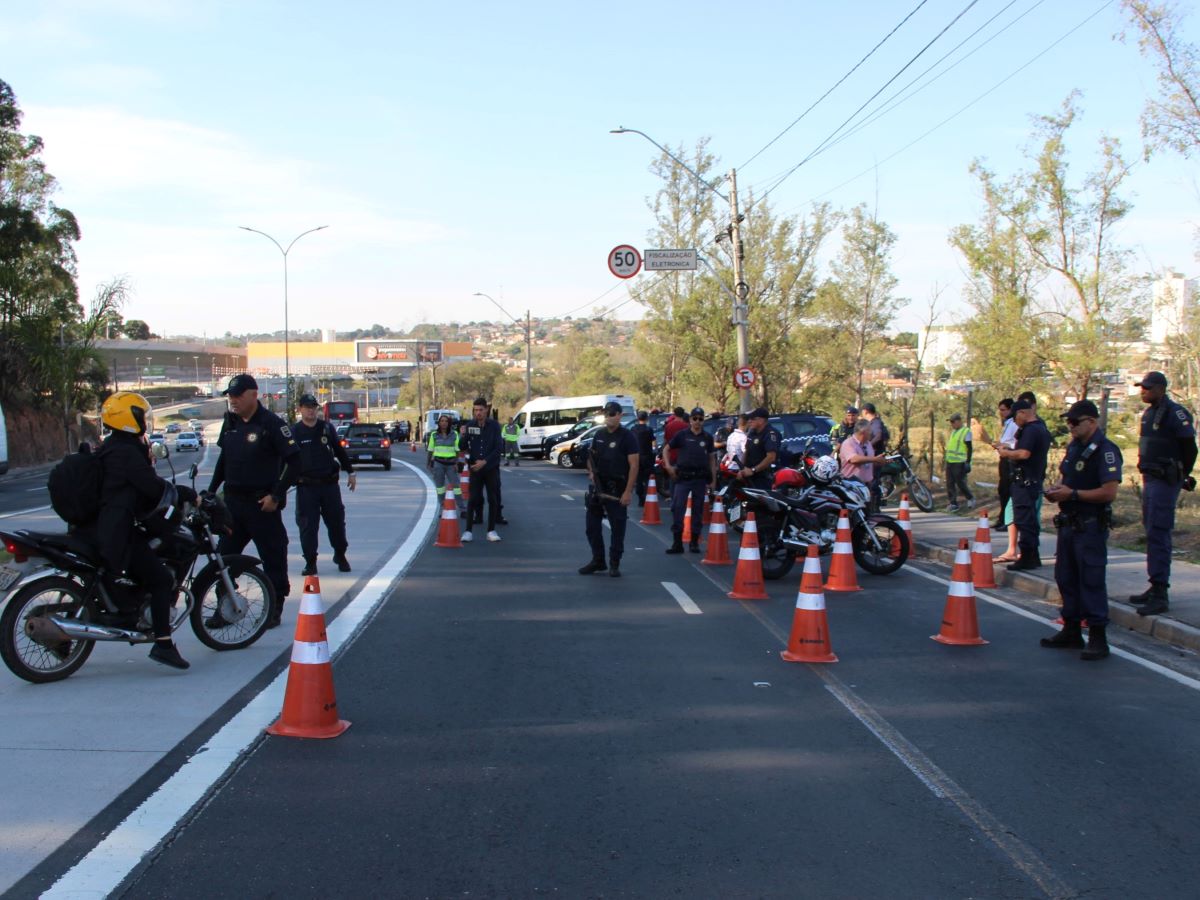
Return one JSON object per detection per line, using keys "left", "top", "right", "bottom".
{"left": 101, "top": 391, "right": 152, "bottom": 435}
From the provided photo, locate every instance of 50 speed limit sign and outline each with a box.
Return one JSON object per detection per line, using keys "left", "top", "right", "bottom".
{"left": 608, "top": 245, "right": 642, "bottom": 279}
{"left": 733, "top": 366, "right": 757, "bottom": 390}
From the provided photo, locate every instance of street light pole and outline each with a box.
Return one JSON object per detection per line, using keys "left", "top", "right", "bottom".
{"left": 239, "top": 224, "right": 329, "bottom": 400}
{"left": 473, "top": 292, "right": 532, "bottom": 402}
{"left": 193, "top": 356, "right": 199, "bottom": 389}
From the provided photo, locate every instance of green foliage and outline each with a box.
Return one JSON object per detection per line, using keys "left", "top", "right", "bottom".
{"left": 122, "top": 319, "right": 151, "bottom": 340}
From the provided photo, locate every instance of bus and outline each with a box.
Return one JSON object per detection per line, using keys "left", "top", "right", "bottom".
{"left": 512, "top": 394, "right": 636, "bottom": 456}
{"left": 323, "top": 400, "right": 358, "bottom": 424}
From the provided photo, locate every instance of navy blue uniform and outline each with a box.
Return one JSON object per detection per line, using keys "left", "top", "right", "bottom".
{"left": 1054, "top": 430, "right": 1123, "bottom": 627}
{"left": 208, "top": 403, "right": 299, "bottom": 608}
{"left": 1010, "top": 417, "right": 1051, "bottom": 564}
{"left": 630, "top": 422, "right": 655, "bottom": 506}
{"left": 1137, "top": 398, "right": 1197, "bottom": 587}
{"left": 668, "top": 429, "right": 716, "bottom": 544}
{"left": 292, "top": 418, "right": 354, "bottom": 568}
{"left": 586, "top": 426, "right": 639, "bottom": 565}
{"left": 463, "top": 417, "right": 503, "bottom": 533}
{"left": 742, "top": 424, "right": 781, "bottom": 489}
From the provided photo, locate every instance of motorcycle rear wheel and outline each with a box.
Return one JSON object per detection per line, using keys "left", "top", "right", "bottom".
{"left": 190, "top": 561, "right": 275, "bottom": 651}
{"left": 0, "top": 576, "right": 96, "bottom": 683}
{"left": 907, "top": 477, "right": 935, "bottom": 512}
{"left": 852, "top": 519, "right": 909, "bottom": 575}
{"left": 756, "top": 522, "right": 797, "bottom": 580}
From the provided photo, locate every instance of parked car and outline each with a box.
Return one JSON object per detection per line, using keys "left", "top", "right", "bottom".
{"left": 567, "top": 425, "right": 606, "bottom": 469}
{"left": 542, "top": 419, "right": 600, "bottom": 459}
{"left": 174, "top": 431, "right": 201, "bottom": 452}
{"left": 550, "top": 425, "right": 600, "bottom": 468}
{"left": 341, "top": 424, "right": 392, "bottom": 470}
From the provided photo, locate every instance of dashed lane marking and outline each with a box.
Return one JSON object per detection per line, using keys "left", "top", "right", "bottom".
{"left": 0, "top": 504, "right": 52, "bottom": 519}
{"left": 662, "top": 582, "right": 702, "bottom": 614}
{"left": 560, "top": 494, "right": 573, "bottom": 501}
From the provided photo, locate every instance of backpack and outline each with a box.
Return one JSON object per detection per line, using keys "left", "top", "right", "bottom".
{"left": 48, "top": 445, "right": 107, "bottom": 526}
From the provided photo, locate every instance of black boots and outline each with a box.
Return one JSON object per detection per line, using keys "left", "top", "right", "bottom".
{"left": 1080, "top": 624, "right": 1110, "bottom": 661}
{"left": 302, "top": 559, "right": 317, "bottom": 576}
{"left": 1008, "top": 553, "right": 1042, "bottom": 571}
{"left": 149, "top": 640, "right": 189, "bottom": 670}
{"left": 666, "top": 540, "right": 684, "bottom": 555}
{"left": 578, "top": 557, "right": 607, "bottom": 575}
{"left": 1128, "top": 586, "right": 1153, "bottom": 605}
{"left": 609, "top": 557, "right": 621, "bottom": 578}
{"left": 333, "top": 552, "right": 351, "bottom": 573}
{"left": 1136, "top": 584, "right": 1169, "bottom": 617}
{"left": 1040, "top": 620, "right": 1085, "bottom": 649}
{"left": 689, "top": 542, "right": 700, "bottom": 554}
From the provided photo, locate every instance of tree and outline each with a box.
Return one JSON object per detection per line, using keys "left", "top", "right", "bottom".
{"left": 1121, "top": 1, "right": 1200, "bottom": 159}
{"left": 122, "top": 319, "right": 151, "bottom": 340}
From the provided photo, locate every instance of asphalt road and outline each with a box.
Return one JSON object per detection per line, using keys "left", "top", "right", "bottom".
{"left": 27, "top": 457, "right": 1195, "bottom": 899}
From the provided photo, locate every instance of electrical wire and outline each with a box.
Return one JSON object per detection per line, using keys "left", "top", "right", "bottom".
{"left": 738, "top": 0, "right": 933, "bottom": 172}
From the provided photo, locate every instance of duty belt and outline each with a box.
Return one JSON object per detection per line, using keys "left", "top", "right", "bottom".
{"left": 298, "top": 473, "right": 338, "bottom": 485}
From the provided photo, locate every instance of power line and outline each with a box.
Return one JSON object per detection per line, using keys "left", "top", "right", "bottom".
{"left": 739, "top": 0, "right": 933, "bottom": 172}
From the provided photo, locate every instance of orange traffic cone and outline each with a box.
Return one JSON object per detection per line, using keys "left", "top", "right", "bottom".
{"left": 640, "top": 476, "right": 662, "bottom": 525}
{"left": 932, "top": 538, "right": 989, "bottom": 646}
{"left": 702, "top": 492, "right": 712, "bottom": 525}
{"left": 411, "top": 440, "right": 417, "bottom": 453}
{"left": 971, "top": 510, "right": 997, "bottom": 588}
{"left": 823, "top": 509, "right": 861, "bottom": 592}
{"left": 701, "top": 497, "right": 732, "bottom": 566}
{"left": 267, "top": 577, "right": 351, "bottom": 739}
{"left": 459, "top": 464, "right": 471, "bottom": 503}
{"left": 681, "top": 495, "right": 696, "bottom": 545}
{"left": 897, "top": 493, "right": 913, "bottom": 541}
{"left": 433, "top": 491, "right": 463, "bottom": 548}
{"left": 728, "top": 512, "right": 769, "bottom": 600}
{"left": 781, "top": 545, "right": 838, "bottom": 663}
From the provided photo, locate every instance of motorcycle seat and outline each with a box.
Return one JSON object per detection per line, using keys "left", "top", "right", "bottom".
{"left": 19, "top": 531, "right": 103, "bottom": 564}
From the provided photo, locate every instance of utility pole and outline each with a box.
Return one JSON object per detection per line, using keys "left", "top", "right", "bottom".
{"left": 524, "top": 310, "right": 532, "bottom": 403}
{"left": 727, "top": 168, "right": 751, "bottom": 415}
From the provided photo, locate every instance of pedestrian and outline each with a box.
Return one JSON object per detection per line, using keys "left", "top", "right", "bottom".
{"left": 1041, "top": 400, "right": 1123, "bottom": 660}
{"left": 426, "top": 413, "right": 464, "bottom": 511}
{"left": 660, "top": 406, "right": 689, "bottom": 502}
{"left": 292, "top": 393, "right": 356, "bottom": 576}
{"left": 663, "top": 406, "right": 717, "bottom": 554}
{"left": 736, "top": 407, "right": 780, "bottom": 489}
{"left": 830, "top": 406, "right": 859, "bottom": 452}
{"left": 629, "top": 410, "right": 656, "bottom": 506}
{"left": 996, "top": 398, "right": 1050, "bottom": 571}
{"left": 993, "top": 399, "right": 1017, "bottom": 531}
{"left": 722, "top": 414, "right": 749, "bottom": 470}
{"left": 1128, "top": 371, "right": 1197, "bottom": 616}
{"left": 462, "top": 397, "right": 503, "bottom": 542}
{"left": 944, "top": 412, "right": 975, "bottom": 512}
{"left": 839, "top": 419, "right": 885, "bottom": 484}
{"left": 207, "top": 374, "right": 300, "bottom": 628}
{"left": 578, "top": 400, "right": 639, "bottom": 577}
{"left": 502, "top": 416, "right": 521, "bottom": 466}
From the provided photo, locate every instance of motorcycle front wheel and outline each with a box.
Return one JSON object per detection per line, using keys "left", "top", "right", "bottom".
{"left": 852, "top": 518, "right": 909, "bottom": 575}
{"left": 0, "top": 576, "right": 96, "bottom": 683}
{"left": 756, "top": 521, "right": 797, "bottom": 580}
{"left": 190, "top": 561, "right": 275, "bottom": 651}
{"left": 906, "top": 476, "right": 935, "bottom": 512}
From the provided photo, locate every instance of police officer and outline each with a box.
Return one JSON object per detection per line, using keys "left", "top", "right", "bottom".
{"left": 1129, "top": 371, "right": 1197, "bottom": 616}
{"left": 663, "top": 406, "right": 717, "bottom": 554}
{"left": 830, "top": 406, "right": 858, "bottom": 451}
{"left": 502, "top": 417, "right": 521, "bottom": 466}
{"left": 207, "top": 374, "right": 300, "bottom": 628}
{"left": 629, "top": 410, "right": 656, "bottom": 506}
{"left": 1041, "top": 400, "right": 1123, "bottom": 661}
{"left": 737, "top": 407, "right": 780, "bottom": 489}
{"left": 579, "top": 400, "right": 639, "bottom": 577}
{"left": 292, "top": 394, "right": 356, "bottom": 576}
{"left": 997, "top": 398, "right": 1051, "bottom": 571}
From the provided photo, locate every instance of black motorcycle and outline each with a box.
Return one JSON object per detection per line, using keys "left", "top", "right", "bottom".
{"left": 875, "top": 451, "right": 935, "bottom": 512}
{"left": 0, "top": 451, "right": 274, "bottom": 684}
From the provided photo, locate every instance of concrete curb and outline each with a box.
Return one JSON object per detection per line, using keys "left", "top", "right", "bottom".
{"left": 913, "top": 540, "right": 1200, "bottom": 655}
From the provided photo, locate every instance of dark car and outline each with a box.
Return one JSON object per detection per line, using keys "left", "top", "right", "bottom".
{"left": 542, "top": 419, "right": 599, "bottom": 459}
{"left": 341, "top": 424, "right": 393, "bottom": 470}
{"left": 654, "top": 412, "right": 834, "bottom": 466}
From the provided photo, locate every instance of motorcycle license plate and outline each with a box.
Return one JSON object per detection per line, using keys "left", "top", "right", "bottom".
{"left": 728, "top": 504, "right": 743, "bottom": 524}
{"left": 0, "top": 564, "right": 24, "bottom": 591}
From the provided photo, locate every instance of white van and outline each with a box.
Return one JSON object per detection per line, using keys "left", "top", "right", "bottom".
{"left": 0, "top": 402, "right": 7, "bottom": 475}
{"left": 512, "top": 394, "right": 636, "bottom": 456}
{"left": 422, "top": 408, "right": 461, "bottom": 439}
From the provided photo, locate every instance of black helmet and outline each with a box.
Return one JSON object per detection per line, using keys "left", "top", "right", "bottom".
{"left": 138, "top": 483, "right": 183, "bottom": 537}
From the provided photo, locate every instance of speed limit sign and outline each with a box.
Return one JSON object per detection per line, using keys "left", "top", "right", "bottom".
{"left": 733, "top": 366, "right": 757, "bottom": 390}
{"left": 608, "top": 245, "right": 642, "bottom": 279}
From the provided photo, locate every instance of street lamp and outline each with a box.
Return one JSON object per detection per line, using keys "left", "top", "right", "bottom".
{"left": 239, "top": 225, "right": 328, "bottom": 398}
{"left": 474, "top": 292, "right": 531, "bottom": 403}
{"left": 193, "top": 356, "right": 200, "bottom": 388}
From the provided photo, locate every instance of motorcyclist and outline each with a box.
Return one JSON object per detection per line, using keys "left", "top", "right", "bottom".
{"left": 84, "top": 392, "right": 197, "bottom": 670}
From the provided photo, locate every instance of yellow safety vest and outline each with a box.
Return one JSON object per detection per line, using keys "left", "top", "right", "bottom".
{"left": 427, "top": 431, "right": 459, "bottom": 460}
{"left": 946, "top": 426, "right": 970, "bottom": 464}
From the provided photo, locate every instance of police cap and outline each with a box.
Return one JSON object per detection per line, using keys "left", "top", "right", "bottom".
{"left": 221, "top": 373, "right": 258, "bottom": 396}
{"left": 298, "top": 393, "right": 318, "bottom": 407}
{"left": 948, "top": 413, "right": 963, "bottom": 423}
{"left": 1061, "top": 400, "right": 1100, "bottom": 420}
{"left": 1133, "top": 371, "right": 1168, "bottom": 389}
{"left": 690, "top": 406, "right": 705, "bottom": 418}
{"left": 845, "top": 406, "right": 859, "bottom": 414}
{"left": 602, "top": 401, "right": 622, "bottom": 415}
{"left": 748, "top": 406, "right": 769, "bottom": 420}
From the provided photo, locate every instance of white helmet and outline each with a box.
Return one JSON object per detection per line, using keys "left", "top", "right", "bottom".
{"left": 810, "top": 455, "right": 839, "bottom": 484}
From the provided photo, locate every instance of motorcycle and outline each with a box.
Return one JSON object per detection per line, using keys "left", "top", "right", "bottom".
{"left": 0, "top": 444, "right": 275, "bottom": 684}
{"left": 719, "top": 464, "right": 909, "bottom": 581}
{"left": 875, "top": 451, "right": 935, "bottom": 512}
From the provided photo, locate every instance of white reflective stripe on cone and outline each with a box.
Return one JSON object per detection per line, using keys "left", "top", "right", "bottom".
{"left": 299, "top": 594, "right": 324, "bottom": 615}
{"left": 442, "top": 508, "right": 458, "bottom": 519}
{"left": 794, "top": 591, "right": 826, "bottom": 611}
{"left": 947, "top": 581, "right": 974, "bottom": 598}
{"left": 833, "top": 542, "right": 852, "bottom": 554}
{"left": 954, "top": 549, "right": 972, "bottom": 566}
{"left": 291, "top": 640, "right": 331, "bottom": 665}
{"left": 973, "top": 542, "right": 991, "bottom": 554}
{"left": 709, "top": 523, "right": 727, "bottom": 534}
{"left": 740, "top": 548, "right": 761, "bottom": 561}
{"left": 744, "top": 520, "right": 758, "bottom": 533}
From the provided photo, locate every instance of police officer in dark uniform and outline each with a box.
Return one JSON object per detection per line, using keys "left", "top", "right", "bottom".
{"left": 997, "top": 398, "right": 1051, "bottom": 570}
{"left": 579, "top": 400, "right": 639, "bottom": 577}
{"left": 292, "top": 394, "right": 356, "bottom": 577}
{"left": 663, "top": 406, "right": 717, "bottom": 554}
{"left": 629, "top": 410, "right": 656, "bottom": 506}
{"left": 207, "top": 374, "right": 300, "bottom": 628}
{"left": 1129, "top": 371, "right": 1197, "bottom": 616}
{"left": 737, "top": 407, "right": 780, "bottom": 489}
{"left": 1041, "top": 401, "right": 1123, "bottom": 661}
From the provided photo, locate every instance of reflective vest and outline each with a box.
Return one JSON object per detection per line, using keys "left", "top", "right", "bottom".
{"left": 427, "top": 431, "right": 459, "bottom": 461}
{"left": 946, "top": 426, "right": 970, "bottom": 464}
{"left": 502, "top": 423, "right": 520, "bottom": 443}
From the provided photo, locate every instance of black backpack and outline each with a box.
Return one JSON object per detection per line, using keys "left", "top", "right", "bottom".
{"left": 48, "top": 445, "right": 107, "bottom": 527}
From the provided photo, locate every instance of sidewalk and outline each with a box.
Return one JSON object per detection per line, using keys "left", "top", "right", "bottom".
{"left": 905, "top": 508, "right": 1200, "bottom": 654}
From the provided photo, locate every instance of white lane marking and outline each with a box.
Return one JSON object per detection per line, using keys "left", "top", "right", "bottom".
{"left": 906, "top": 564, "right": 1200, "bottom": 693}
{"left": 662, "top": 582, "right": 702, "bottom": 615}
{"left": 26, "top": 486, "right": 45, "bottom": 492}
{"left": 561, "top": 494, "right": 573, "bottom": 501}
{"left": 41, "top": 460, "right": 438, "bottom": 899}
{"left": 0, "top": 504, "right": 52, "bottom": 519}
{"left": 529, "top": 479, "right": 542, "bottom": 484}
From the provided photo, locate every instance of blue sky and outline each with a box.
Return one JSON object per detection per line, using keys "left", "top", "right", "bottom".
{"left": 2, "top": 0, "right": 1196, "bottom": 338}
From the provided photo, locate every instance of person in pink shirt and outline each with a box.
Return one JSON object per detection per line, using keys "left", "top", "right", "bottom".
{"left": 839, "top": 419, "right": 885, "bottom": 484}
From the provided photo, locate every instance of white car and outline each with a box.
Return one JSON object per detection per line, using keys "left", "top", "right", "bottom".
{"left": 174, "top": 432, "right": 201, "bottom": 452}
{"left": 187, "top": 419, "right": 203, "bottom": 431}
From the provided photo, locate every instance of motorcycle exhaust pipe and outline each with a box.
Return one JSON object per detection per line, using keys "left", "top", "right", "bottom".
{"left": 31, "top": 615, "right": 151, "bottom": 644}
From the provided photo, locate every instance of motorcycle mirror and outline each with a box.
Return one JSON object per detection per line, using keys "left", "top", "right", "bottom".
{"left": 150, "top": 441, "right": 169, "bottom": 460}
{"left": 188, "top": 463, "right": 199, "bottom": 481}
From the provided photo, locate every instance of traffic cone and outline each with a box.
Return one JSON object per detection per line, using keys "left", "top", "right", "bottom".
{"left": 823, "top": 509, "right": 861, "bottom": 592}
{"left": 702, "top": 492, "right": 713, "bottom": 525}
{"left": 932, "top": 538, "right": 989, "bottom": 646}
{"left": 410, "top": 440, "right": 417, "bottom": 453}
{"left": 701, "top": 497, "right": 732, "bottom": 566}
{"left": 681, "top": 495, "right": 695, "bottom": 545}
{"left": 971, "top": 510, "right": 997, "bottom": 588}
{"left": 781, "top": 545, "right": 838, "bottom": 663}
{"left": 459, "top": 464, "right": 471, "bottom": 503}
{"left": 267, "top": 577, "right": 351, "bottom": 739}
{"left": 433, "top": 491, "right": 463, "bottom": 548}
{"left": 728, "top": 512, "right": 769, "bottom": 600}
{"left": 640, "top": 476, "right": 662, "bottom": 525}
{"left": 897, "top": 493, "right": 913, "bottom": 542}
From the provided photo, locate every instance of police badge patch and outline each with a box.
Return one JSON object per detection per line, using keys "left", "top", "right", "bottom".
{"left": 1104, "top": 451, "right": 1115, "bottom": 464}
{"left": 1075, "top": 461, "right": 1085, "bottom": 471}
{"left": 608, "top": 441, "right": 616, "bottom": 448}
{"left": 321, "top": 436, "right": 328, "bottom": 444}
{"left": 247, "top": 432, "right": 259, "bottom": 443}
{"left": 280, "top": 425, "right": 292, "bottom": 438}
